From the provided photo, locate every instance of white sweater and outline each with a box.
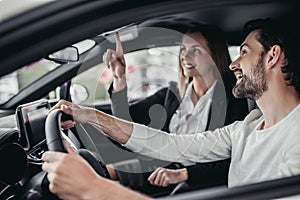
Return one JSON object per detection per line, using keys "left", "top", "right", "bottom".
{"left": 124, "top": 105, "right": 300, "bottom": 187}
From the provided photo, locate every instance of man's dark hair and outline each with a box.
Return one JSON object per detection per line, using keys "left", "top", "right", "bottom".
{"left": 242, "top": 16, "right": 300, "bottom": 96}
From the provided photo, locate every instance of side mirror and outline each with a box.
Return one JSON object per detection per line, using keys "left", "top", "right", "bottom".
{"left": 46, "top": 46, "right": 79, "bottom": 64}
{"left": 70, "top": 83, "right": 89, "bottom": 104}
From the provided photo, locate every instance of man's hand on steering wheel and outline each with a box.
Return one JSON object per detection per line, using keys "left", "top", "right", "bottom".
{"left": 42, "top": 140, "right": 104, "bottom": 199}
{"left": 49, "top": 100, "right": 95, "bottom": 129}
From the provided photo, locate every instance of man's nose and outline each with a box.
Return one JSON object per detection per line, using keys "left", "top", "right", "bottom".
{"left": 229, "top": 58, "right": 240, "bottom": 71}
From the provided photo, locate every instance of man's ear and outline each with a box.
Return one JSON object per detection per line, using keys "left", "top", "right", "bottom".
{"left": 266, "top": 45, "right": 282, "bottom": 69}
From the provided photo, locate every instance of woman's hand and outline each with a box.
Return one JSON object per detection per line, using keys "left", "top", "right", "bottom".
{"left": 103, "top": 32, "right": 126, "bottom": 92}
{"left": 147, "top": 167, "right": 188, "bottom": 187}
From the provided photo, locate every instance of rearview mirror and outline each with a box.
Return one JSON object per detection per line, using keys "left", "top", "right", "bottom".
{"left": 47, "top": 46, "right": 79, "bottom": 63}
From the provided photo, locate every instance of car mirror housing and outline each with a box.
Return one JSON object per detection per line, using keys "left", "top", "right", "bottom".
{"left": 46, "top": 46, "right": 79, "bottom": 64}
{"left": 70, "top": 83, "right": 89, "bottom": 104}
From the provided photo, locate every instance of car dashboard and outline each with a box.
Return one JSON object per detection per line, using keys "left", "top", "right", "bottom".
{"left": 0, "top": 99, "right": 82, "bottom": 199}
{"left": 15, "top": 99, "right": 50, "bottom": 160}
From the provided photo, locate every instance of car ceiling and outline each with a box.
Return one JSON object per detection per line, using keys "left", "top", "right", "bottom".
{"left": 0, "top": 0, "right": 297, "bottom": 78}
{"left": 0, "top": 0, "right": 52, "bottom": 22}
{"left": 139, "top": 1, "right": 295, "bottom": 45}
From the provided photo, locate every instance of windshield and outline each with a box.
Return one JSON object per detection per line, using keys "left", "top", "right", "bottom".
{"left": 0, "top": 39, "right": 95, "bottom": 105}
{"left": 0, "top": 59, "right": 59, "bottom": 104}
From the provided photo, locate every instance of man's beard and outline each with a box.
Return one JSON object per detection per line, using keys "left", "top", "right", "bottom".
{"left": 232, "top": 56, "right": 267, "bottom": 100}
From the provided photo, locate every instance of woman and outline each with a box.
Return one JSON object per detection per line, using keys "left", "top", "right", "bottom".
{"left": 103, "top": 21, "right": 249, "bottom": 195}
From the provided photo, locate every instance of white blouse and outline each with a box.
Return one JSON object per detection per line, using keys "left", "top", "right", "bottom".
{"left": 169, "top": 81, "right": 217, "bottom": 135}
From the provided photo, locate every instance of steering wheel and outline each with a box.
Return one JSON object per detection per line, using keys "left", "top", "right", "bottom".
{"left": 42, "top": 109, "right": 110, "bottom": 199}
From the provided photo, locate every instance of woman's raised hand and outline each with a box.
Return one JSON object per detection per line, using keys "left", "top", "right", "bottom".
{"left": 103, "top": 32, "right": 126, "bottom": 92}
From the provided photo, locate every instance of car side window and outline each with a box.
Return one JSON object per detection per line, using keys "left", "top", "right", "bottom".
{"left": 71, "top": 46, "right": 179, "bottom": 105}
{"left": 70, "top": 45, "right": 240, "bottom": 105}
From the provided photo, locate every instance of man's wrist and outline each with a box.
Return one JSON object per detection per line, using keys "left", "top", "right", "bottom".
{"left": 106, "top": 164, "right": 117, "bottom": 180}
{"left": 84, "top": 107, "right": 99, "bottom": 124}
{"left": 83, "top": 176, "right": 108, "bottom": 200}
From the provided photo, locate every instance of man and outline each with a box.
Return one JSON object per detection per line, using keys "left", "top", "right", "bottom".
{"left": 42, "top": 17, "right": 300, "bottom": 200}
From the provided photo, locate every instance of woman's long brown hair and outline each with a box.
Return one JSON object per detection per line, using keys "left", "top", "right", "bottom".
{"left": 177, "top": 23, "right": 234, "bottom": 98}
